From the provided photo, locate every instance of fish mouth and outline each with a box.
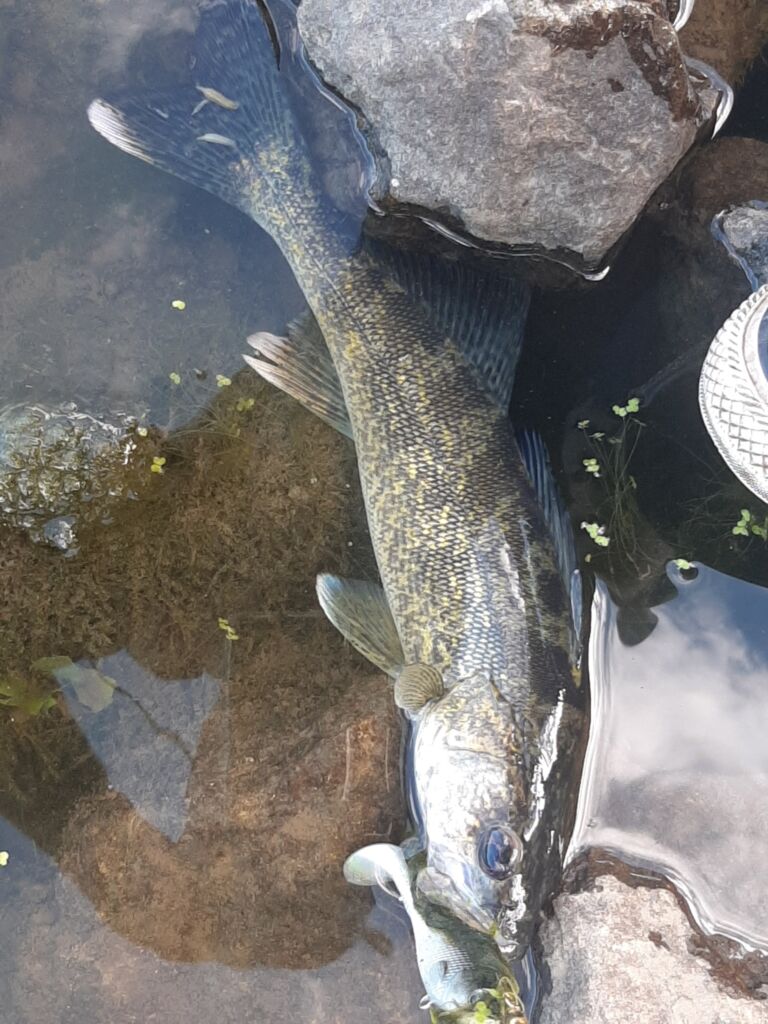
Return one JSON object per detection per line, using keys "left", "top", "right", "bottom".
{"left": 416, "top": 866, "right": 498, "bottom": 936}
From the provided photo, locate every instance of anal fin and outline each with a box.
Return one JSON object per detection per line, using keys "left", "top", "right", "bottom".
{"left": 244, "top": 311, "right": 353, "bottom": 438}
{"left": 516, "top": 429, "right": 582, "bottom": 648}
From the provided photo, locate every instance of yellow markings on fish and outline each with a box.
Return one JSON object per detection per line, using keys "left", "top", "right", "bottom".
{"left": 196, "top": 85, "right": 240, "bottom": 110}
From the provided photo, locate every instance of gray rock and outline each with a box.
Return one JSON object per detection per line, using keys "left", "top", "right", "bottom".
{"left": 299, "top": 0, "right": 714, "bottom": 265}
{"left": 713, "top": 202, "right": 768, "bottom": 289}
{"left": 538, "top": 877, "right": 768, "bottom": 1024}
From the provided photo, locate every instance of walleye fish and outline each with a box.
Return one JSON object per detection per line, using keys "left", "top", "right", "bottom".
{"left": 87, "top": 0, "right": 584, "bottom": 965}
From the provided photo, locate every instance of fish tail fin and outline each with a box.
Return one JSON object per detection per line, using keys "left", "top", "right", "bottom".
{"left": 88, "top": 0, "right": 342, "bottom": 232}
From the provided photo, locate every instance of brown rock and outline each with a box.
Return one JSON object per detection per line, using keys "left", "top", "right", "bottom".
{"left": 680, "top": 0, "right": 768, "bottom": 85}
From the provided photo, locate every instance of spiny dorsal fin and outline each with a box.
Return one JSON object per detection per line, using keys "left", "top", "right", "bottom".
{"left": 245, "top": 312, "right": 352, "bottom": 437}
{"left": 394, "top": 664, "right": 444, "bottom": 714}
{"left": 366, "top": 239, "right": 530, "bottom": 411}
{"left": 316, "top": 574, "right": 403, "bottom": 676}
{"left": 516, "top": 429, "right": 582, "bottom": 642}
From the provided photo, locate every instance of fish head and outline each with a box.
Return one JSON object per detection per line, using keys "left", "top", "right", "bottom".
{"left": 412, "top": 672, "right": 567, "bottom": 958}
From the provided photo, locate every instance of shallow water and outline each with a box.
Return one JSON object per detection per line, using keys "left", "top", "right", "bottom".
{"left": 1, "top": 1, "right": 768, "bottom": 1022}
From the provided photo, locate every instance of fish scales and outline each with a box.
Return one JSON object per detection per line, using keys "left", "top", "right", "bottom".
{"left": 240, "top": 158, "right": 571, "bottom": 703}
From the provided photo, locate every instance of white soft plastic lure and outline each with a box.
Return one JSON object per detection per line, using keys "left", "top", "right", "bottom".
{"left": 344, "top": 843, "right": 527, "bottom": 1023}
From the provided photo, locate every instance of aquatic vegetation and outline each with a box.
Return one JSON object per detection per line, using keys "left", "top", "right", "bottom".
{"left": 732, "top": 508, "right": 768, "bottom": 541}
{"left": 169, "top": 371, "right": 182, "bottom": 385}
{"left": 0, "top": 675, "right": 57, "bottom": 717}
{"left": 611, "top": 397, "right": 640, "bottom": 418}
{"left": 150, "top": 456, "right": 166, "bottom": 475}
{"left": 580, "top": 521, "right": 610, "bottom": 547}
{"left": 217, "top": 617, "right": 239, "bottom": 641}
{"left": 673, "top": 558, "right": 695, "bottom": 570}
{"left": 0, "top": 658, "right": 116, "bottom": 718}
{"left": 576, "top": 398, "right": 650, "bottom": 568}
{"left": 170, "top": 299, "right": 186, "bottom": 311}
{"left": 0, "top": 852, "right": 8, "bottom": 867}
{"left": 215, "top": 375, "right": 232, "bottom": 388}
{"left": 33, "top": 658, "right": 115, "bottom": 713}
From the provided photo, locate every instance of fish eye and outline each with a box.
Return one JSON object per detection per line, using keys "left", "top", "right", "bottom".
{"left": 477, "top": 825, "right": 523, "bottom": 880}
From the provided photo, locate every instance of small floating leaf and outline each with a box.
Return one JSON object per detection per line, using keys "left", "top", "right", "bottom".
{"left": 169, "top": 371, "right": 181, "bottom": 385}
{"left": 581, "top": 521, "right": 610, "bottom": 548}
{"left": 150, "top": 455, "right": 166, "bottom": 475}
{"left": 0, "top": 852, "right": 8, "bottom": 867}
{"left": 626, "top": 397, "right": 640, "bottom": 413}
{"left": 673, "top": 558, "right": 694, "bottom": 570}
{"left": 136, "top": 426, "right": 148, "bottom": 437}
{"left": 577, "top": 419, "right": 590, "bottom": 430}
{"left": 236, "top": 397, "right": 255, "bottom": 412}
{"left": 216, "top": 374, "right": 232, "bottom": 388}
{"left": 0, "top": 676, "right": 57, "bottom": 716}
{"left": 612, "top": 404, "right": 627, "bottom": 418}
{"left": 34, "top": 657, "right": 115, "bottom": 712}
{"left": 217, "top": 617, "right": 239, "bottom": 641}
{"left": 171, "top": 299, "right": 186, "bottom": 311}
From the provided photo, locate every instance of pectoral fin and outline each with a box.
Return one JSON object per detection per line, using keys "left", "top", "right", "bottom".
{"left": 394, "top": 664, "right": 444, "bottom": 714}
{"left": 316, "top": 574, "right": 403, "bottom": 676}
{"left": 244, "top": 311, "right": 353, "bottom": 438}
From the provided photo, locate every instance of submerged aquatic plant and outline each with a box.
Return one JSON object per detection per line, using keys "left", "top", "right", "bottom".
{"left": 577, "top": 397, "right": 648, "bottom": 568}
{"left": 217, "top": 617, "right": 239, "bottom": 641}
{"left": 581, "top": 520, "right": 610, "bottom": 547}
{"left": 0, "top": 675, "right": 57, "bottom": 717}
{"left": 732, "top": 508, "right": 768, "bottom": 541}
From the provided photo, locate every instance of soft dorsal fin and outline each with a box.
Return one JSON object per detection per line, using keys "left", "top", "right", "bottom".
{"left": 366, "top": 239, "right": 530, "bottom": 411}
{"left": 316, "top": 574, "right": 404, "bottom": 676}
{"left": 516, "top": 430, "right": 582, "bottom": 640}
{"left": 244, "top": 311, "right": 352, "bottom": 437}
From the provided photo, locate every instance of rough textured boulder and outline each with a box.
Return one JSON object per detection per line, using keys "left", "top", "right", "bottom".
{"left": 714, "top": 202, "right": 768, "bottom": 288}
{"left": 299, "top": 0, "right": 715, "bottom": 265}
{"left": 538, "top": 877, "right": 768, "bottom": 1024}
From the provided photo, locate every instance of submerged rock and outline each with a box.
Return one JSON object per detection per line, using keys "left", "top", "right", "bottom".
{"left": 0, "top": 403, "right": 157, "bottom": 550}
{"left": 299, "top": 0, "right": 715, "bottom": 266}
{"left": 713, "top": 201, "right": 768, "bottom": 289}
{"left": 538, "top": 875, "right": 768, "bottom": 1024}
